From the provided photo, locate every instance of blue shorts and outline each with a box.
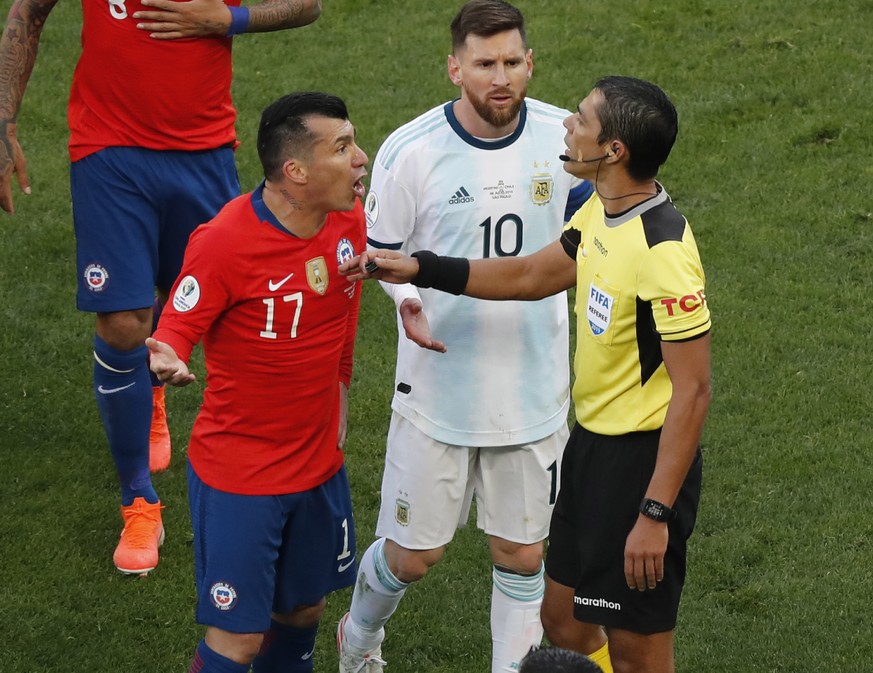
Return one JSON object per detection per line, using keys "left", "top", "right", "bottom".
{"left": 71, "top": 146, "right": 239, "bottom": 313}
{"left": 187, "top": 463, "right": 358, "bottom": 633}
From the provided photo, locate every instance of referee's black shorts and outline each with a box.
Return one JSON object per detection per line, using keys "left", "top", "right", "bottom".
{"left": 545, "top": 425, "right": 702, "bottom": 634}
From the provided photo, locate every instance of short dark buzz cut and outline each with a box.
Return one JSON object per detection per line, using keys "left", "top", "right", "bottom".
{"left": 450, "top": 0, "right": 526, "bottom": 53}
{"left": 257, "top": 91, "right": 349, "bottom": 181}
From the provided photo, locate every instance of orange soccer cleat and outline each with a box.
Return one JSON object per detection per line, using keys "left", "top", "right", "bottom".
{"left": 149, "top": 386, "right": 172, "bottom": 473}
{"left": 113, "top": 497, "right": 165, "bottom": 575}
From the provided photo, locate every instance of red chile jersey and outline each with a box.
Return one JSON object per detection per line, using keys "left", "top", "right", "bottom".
{"left": 68, "top": 0, "right": 239, "bottom": 162}
{"left": 153, "top": 183, "right": 366, "bottom": 495}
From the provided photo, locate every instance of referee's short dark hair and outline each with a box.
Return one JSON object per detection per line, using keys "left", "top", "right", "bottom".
{"left": 258, "top": 91, "right": 349, "bottom": 181}
{"left": 594, "top": 75, "right": 678, "bottom": 182}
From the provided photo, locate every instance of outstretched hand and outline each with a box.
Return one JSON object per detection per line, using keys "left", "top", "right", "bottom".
{"left": 337, "top": 249, "right": 420, "bottom": 284}
{"left": 399, "top": 298, "right": 446, "bottom": 353}
{"left": 146, "top": 337, "right": 196, "bottom": 386}
{"left": 0, "top": 122, "right": 31, "bottom": 214}
{"left": 134, "top": 0, "right": 231, "bottom": 39}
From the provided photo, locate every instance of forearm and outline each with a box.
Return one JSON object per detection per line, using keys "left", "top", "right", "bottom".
{"left": 464, "top": 256, "right": 544, "bottom": 300}
{"left": 645, "top": 380, "right": 711, "bottom": 506}
{"left": 246, "top": 0, "right": 320, "bottom": 32}
{"left": 355, "top": 241, "right": 574, "bottom": 301}
{"left": 0, "top": 0, "right": 57, "bottom": 122}
{"left": 464, "top": 240, "right": 576, "bottom": 301}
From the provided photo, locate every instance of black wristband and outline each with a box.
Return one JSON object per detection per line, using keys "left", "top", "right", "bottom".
{"left": 411, "top": 250, "right": 470, "bottom": 295}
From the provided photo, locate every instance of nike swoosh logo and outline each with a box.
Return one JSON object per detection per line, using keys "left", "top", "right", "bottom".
{"left": 301, "top": 648, "right": 315, "bottom": 660}
{"left": 97, "top": 382, "right": 136, "bottom": 395}
{"left": 268, "top": 273, "right": 294, "bottom": 291}
{"left": 338, "top": 559, "right": 355, "bottom": 573}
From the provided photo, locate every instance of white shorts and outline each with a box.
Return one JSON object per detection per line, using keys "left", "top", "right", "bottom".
{"left": 376, "top": 412, "right": 569, "bottom": 549}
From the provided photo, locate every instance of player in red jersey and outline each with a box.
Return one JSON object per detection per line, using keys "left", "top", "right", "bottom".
{"left": 0, "top": 0, "right": 322, "bottom": 576}
{"left": 148, "top": 91, "right": 369, "bottom": 673}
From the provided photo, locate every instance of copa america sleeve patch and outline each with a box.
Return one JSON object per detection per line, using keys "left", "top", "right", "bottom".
{"left": 172, "top": 275, "right": 201, "bottom": 312}
{"left": 365, "top": 191, "right": 379, "bottom": 228}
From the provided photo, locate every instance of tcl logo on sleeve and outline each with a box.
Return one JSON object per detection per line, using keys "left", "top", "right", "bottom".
{"left": 661, "top": 290, "right": 706, "bottom": 316}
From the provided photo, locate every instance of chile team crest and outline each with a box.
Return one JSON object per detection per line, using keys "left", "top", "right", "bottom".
{"left": 210, "top": 582, "right": 237, "bottom": 611}
{"left": 336, "top": 238, "right": 355, "bottom": 265}
{"left": 84, "top": 264, "right": 109, "bottom": 292}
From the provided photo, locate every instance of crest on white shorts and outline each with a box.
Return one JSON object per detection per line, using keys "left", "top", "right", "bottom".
{"left": 395, "top": 499, "right": 410, "bottom": 526}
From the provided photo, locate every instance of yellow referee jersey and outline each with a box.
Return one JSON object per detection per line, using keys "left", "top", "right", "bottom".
{"left": 562, "top": 185, "right": 711, "bottom": 435}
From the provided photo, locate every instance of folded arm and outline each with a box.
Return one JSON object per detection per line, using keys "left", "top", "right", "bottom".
{"left": 134, "top": 0, "right": 321, "bottom": 40}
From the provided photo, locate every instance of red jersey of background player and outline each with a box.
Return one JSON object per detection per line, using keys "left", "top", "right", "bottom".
{"left": 153, "top": 184, "right": 365, "bottom": 495}
{"left": 68, "top": 0, "right": 240, "bottom": 161}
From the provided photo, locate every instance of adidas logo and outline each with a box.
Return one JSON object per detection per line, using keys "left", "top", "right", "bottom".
{"left": 448, "top": 186, "right": 475, "bottom": 205}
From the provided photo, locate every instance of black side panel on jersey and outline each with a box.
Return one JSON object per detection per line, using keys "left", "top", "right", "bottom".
{"left": 561, "top": 228, "right": 582, "bottom": 260}
{"left": 636, "top": 297, "right": 663, "bottom": 386}
{"left": 641, "top": 201, "right": 686, "bottom": 249}
{"left": 637, "top": 200, "right": 686, "bottom": 384}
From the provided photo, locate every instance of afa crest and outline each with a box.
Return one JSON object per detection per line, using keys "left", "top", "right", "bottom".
{"left": 530, "top": 174, "right": 554, "bottom": 205}
{"left": 395, "top": 499, "right": 410, "bottom": 526}
{"left": 306, "top": 257, "right": 329, "bottom": 295}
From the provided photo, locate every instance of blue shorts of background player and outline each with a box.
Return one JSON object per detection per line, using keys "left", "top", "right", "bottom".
{"left": 69, "top": 145, "right": 239, "bottom": 576}
{"left": 187, "top": 462, "right": 358, "bottom": 672}
{"left": 72, "top": 146, "right": 239, "bottom": 313}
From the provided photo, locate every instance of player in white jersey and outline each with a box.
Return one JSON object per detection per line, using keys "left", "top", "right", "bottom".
{"left": 370, "top": 98, "right": 581, "bottom": 446}
{"left": 337, "top": 3, "right": 612, "bottom": 673}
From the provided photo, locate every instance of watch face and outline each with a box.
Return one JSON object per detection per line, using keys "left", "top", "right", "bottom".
{"left": 641, "top": 498, "right": 671, "bottom": 522}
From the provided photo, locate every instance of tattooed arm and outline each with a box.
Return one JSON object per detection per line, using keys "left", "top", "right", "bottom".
{"left": 133, "top": 0, "right": 321, "bottom": 40}
{"left": 0, "top": 0, "right": 58, "bottom": 214}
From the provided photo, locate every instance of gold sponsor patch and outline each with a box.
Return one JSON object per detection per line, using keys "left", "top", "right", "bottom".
{"left": 306, "top": 256, "right": 329, "bottom": 295}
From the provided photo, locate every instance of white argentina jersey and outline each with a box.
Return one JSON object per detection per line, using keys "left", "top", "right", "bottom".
{"left": 365, "top": 99, "right": 593, "bottom": 446}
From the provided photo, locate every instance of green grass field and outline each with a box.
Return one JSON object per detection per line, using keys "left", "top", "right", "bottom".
{"left": 2, "top": 0, "right": 872, "bottom": 671}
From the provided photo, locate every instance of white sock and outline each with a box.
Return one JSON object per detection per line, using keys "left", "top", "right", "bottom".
{"left": 490, "top": 563, "right": 545, "bottom": 673}
{"left": 345, "top": 538, "right": 409, "bottom": 653}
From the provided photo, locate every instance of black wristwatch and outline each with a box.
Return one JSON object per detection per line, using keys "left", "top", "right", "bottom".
{"left": 639, "top": 498, "right": 677, "bottom": 522}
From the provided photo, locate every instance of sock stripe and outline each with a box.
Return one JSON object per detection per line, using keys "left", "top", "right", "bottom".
{"left": 373, "top": 538, "right": 408, "bottom": 592}
{"left": 93, "top": 350, "right": 136, "bottom": 374}
{"left": 492, "top": 562, "right": 545, "bottom": 602}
